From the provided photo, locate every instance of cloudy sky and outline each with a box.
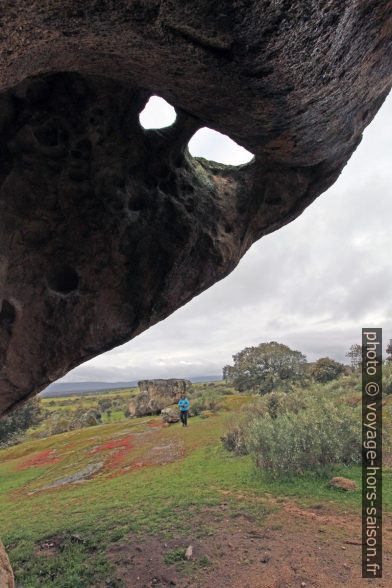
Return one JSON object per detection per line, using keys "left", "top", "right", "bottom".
{"left": 62, "top": 93, "right": 392, "bottom": 382}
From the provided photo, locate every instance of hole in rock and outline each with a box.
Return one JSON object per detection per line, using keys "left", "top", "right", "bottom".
{"left": 0, "top": 300, "right": 16, "bottom": 328}
{"left": 128, "top": 194, "right": 148, "bottom": 211}
{"left": 139, "top": 96, "right": 177, "bottom": 129}
{"left": 188, "top": 128, "right": 254, "bottom": 165}
{"left": 48, "top": 266, "right": 80, "bottom": 294}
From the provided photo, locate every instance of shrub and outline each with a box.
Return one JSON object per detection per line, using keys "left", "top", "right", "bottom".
{"left": 384, "top": 363, "right": 392, "bottom": 395}
{"left": 189, "top": 390, "right": 223, "bottom": 416}
{"left": 0, "top": 399, "right": 43, "bottom": 446}
{"left": 246, "top": 398, "right": 361, "bottom": 476}
{"left": 221, "top": 415, "right": 248, "bottom": 455}
{"left": 221, "top": 374, "right": 367, "bottom": 476}
{"left": 263, "top": 389, "right": 306, "bottom": 418}
{"left": 221, "top": 391, "right": 304, "bottom": 455}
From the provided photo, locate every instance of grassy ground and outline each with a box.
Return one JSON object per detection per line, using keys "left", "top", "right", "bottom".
{"left": 1, "top": 392, "right": 390, "bottom": 587}
{"left": 40, "top": 388, "right": 137, "bottom": 412}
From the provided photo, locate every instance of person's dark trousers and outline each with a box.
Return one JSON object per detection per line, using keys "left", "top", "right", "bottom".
{"left": 180, "top": 410, "right": 188, "bottom": 426}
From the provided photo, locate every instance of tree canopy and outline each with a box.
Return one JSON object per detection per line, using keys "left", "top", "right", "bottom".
{"left": 386, "top": 340, "right": 392, "bottom": 363}
{"left": 309, "top": 357, "right": 345, "bottom": 383}
{"left": 223, "top": 341, "right": 307, "bottom": 394}
{"left": 345, "top": 344, "right": 362, "bottom": 370}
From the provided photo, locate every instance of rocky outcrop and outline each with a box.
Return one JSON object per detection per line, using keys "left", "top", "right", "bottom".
{"left": 0, "top": 2, "right": 391, "bottom": 415}
{"left": 161, "top": 406, "right": 181, "bottom": 424}
{"left": 329, "top": 477, "right": 358, "bottom": 491}
{"left": 129, "top": 379, "right": 191, "bottom": 417}
{"left": 0, "top": 540, "right": 14, "bottom": 588}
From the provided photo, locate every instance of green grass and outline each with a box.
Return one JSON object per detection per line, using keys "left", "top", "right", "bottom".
{"left": 0, "top": 391, "right": 390, "bottom": 587}
{"left": 164, "top": 547, "right": 187, "bottom": 564}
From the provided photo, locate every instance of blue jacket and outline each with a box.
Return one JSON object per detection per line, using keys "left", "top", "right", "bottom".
{"left": 178, "top": 398, "right": 190, "bottom": 412}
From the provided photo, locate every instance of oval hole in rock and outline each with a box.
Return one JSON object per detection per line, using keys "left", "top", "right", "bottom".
{"left": 0, "top": 300, "right": 16, "bottom": 328}
{"left": 48, "top": 266, "right": 80, "bottom": 295}
{"left": 139, "top": 96, "right": 177, "bottom": 129}
{"left": 188, "top": 128, "right": 254, "bottom": 165}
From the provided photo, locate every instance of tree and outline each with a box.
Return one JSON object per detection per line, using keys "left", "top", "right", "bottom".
{"left": 386, "top": 339, "right": 392, "bottom": 363}
{"left": 345, "top": 344, "right": 363, "bottom": 370}
{"left": 223, "top": 341, "right": 307, "bottom": 394}
{"left": 310, "top": 357, "right": 345, "bottom": 383}
{"left": 0, "top": 398, "right": 43, "bottom": 445}
{"left": 384, "top": 363, "right": 392, "bottom": 394}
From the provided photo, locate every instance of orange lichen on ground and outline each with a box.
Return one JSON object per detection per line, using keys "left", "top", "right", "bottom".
{"left": 17, "top": 449, "right": 60, "bottom": 470}
{"left": 88, "top": 435, "right": 136, "bottom": 478}
{"left": 90, "top": 435, "right": 134, "bottom": 454}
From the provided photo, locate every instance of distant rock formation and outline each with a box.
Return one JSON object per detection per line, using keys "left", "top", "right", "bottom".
{"left": 0, "top": 540, "right": 14, "bottom": 588}
{"left": 128, "top": 379, "right": 191, "bottom": 417}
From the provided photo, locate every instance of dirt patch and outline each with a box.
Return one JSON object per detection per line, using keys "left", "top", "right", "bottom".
{"left": 17, "top": 449, "right": 60, "bottom": 470}
{"left": 103, "top": 536, "right": 180, "bottom": 587}
{"left": 100, "top": 502, "right": 392, "bottom": 587}
{"left": 35, "top": 533, "right": 88, "bottom": 558}
{"left": 35, "top": 535, "right": 63, "bottom": 558}
{"left": 147, "top": 420, "right": 167, "bottom": 429}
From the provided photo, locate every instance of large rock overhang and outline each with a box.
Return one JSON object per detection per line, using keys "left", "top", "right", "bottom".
{"left": 0, "top": 1, "right": 391, "bottom": 415}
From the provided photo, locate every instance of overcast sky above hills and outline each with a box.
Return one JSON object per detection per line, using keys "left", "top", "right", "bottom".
{"left": 61, "top": 92, "right": 392, "bottom": 383}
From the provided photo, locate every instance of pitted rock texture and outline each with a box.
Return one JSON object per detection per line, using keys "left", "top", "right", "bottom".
{"left": 129, "top": 379, "right": 191, "bottom": 416}
{"left": 0, "top": 1, "right": 391, "bottom": 415}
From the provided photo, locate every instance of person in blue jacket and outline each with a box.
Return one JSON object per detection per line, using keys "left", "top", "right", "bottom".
{"left": 178, "top": 394, "right": 190, "bottom": 427}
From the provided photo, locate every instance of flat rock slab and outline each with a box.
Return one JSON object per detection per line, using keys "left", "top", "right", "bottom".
{"left": 28, "top": 461, "right": 104, "bottom": 493}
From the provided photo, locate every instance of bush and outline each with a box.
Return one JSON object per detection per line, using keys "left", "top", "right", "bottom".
{"left": 189, "top": 390, "right": 223, "bottom": 416}
{"left": 246, "top": 398, "right": 361, "bottom": 476}
{"left": 384, "top": 363, "right": 392, "bottom": 395}
{"left": 221, "top": 391, "right": 305, "bottom": 455}
{"left": 0, "top": 399, "right": 43, "bottom": 446}
{"left": 262, "top": 389, "right": 307, "bottom": 419}
{"left": 221, "top": 416, "right": 248, "bottom": 455}
{"left": 221, "top": 376, "right": 366, "bottom": 476}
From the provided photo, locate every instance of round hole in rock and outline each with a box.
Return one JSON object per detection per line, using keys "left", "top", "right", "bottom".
{"left": 139, "top": 96, "right": 177, "bottom": 129}
{"left": 188, "top": 127, "right": 254, "bottom": 165}
{"left": 48, "top": 265, "right": 79, "bottom": 294}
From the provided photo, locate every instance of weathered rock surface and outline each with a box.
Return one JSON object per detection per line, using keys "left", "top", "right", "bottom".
{"left": 129, "top": 379, "right": 191, "bottom": 416}
{"left": 0, "top": 2, "right": 391, "bottom": 415}
{"left": 161, "top": 405, "right": 181, "bottom": 424}
{"left": 329, "top": 476, "right": 358, "bottom": 491}
{"left": 0, "top": 539, "right": 14, "bottom": 588}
